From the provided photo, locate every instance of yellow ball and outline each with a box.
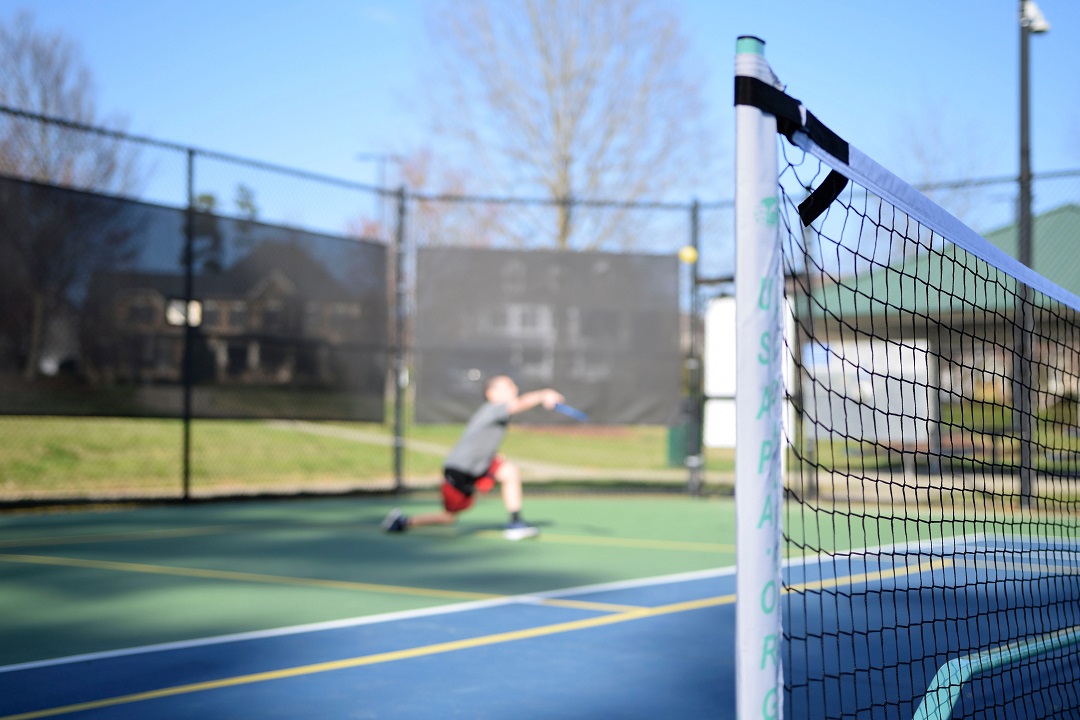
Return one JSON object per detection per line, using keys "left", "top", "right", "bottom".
{"left": 678, "top": 245, "right": 698, "bottom": 264}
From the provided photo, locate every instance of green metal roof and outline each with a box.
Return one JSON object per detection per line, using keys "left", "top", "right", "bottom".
{"left": 983, "top": 203, "right": 1080, "bottom": 297}
{"left": 807, "top": 203, "right": 1080, "bottom": 320}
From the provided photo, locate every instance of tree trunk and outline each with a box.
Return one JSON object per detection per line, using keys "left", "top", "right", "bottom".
{"left": 557, "top": 198, "right": 572, "bottom": 250}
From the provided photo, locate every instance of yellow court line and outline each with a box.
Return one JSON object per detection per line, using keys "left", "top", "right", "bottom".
{"left": 0, "top": 554, "right": 498, "bottom": 602}
{"left": 475, "top": 530, "right": 736, "bottom": 554}
{"left": 0, "top": 554, "right": 642, "bottom": 612}
{"left": 954, "top": 559, "right": 1080, "bottom": 577}
{"left": 0, "top": 596, "right": 726, "bottom": 720}
{"left": 785, "top": 559, "right": 954, "bottom": 594}
{"left": 0, "top": 558, "right": 948, "bottom": 720}
{"left": 0, "top": 526, "right": 232, "bottom": 549}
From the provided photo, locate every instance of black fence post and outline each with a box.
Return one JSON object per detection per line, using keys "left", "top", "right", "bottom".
{"left": 182, "top": 148, "right": 195, "bottom": 501}
{"left": 1014, "top": 289, "right": 1035, "bottom": 509}
{"left": 393, "top": 186, "right": 408, "bottom": 493}
{"left": 687, "top": 200, "right": 705, "bottom": 495}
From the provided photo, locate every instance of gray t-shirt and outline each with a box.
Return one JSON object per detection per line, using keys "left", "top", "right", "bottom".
{"left": 443, "top": 401, "right": 511, "bottom": 477}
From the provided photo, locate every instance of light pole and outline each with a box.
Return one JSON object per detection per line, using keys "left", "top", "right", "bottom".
{"left": 1019, "top": 0, "right": 1049, "bottom": 270}
{"left": 1016, "top": 0, "right": 1049, "bottom": 509}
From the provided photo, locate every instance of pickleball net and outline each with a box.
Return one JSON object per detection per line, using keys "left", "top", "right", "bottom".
{"left": 734, "top": 36, "right": 1080, "bottom": 720}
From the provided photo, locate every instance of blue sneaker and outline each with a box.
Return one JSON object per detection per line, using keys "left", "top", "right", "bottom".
{"left": 503, "top": 520, "right": 539, "bottom": 541}
{"left": 382, "top": 508, "right": 408, "bottom": 533}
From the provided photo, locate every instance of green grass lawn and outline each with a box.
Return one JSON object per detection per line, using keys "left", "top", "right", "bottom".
{"left": 0, "top": 416, "right": 734, "bottom": 500}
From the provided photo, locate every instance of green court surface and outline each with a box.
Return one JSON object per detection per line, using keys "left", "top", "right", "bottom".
{"left": 0, "top": 492, "right": 737, "bottom": 668}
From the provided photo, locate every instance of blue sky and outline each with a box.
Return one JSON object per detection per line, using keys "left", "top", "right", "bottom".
{"left": 5, "top": 0, "right": 1079, "bottom": 207}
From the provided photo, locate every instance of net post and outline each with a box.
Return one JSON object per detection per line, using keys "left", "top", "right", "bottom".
{"left": 734, "top": 35, "right": 784, "bottom": 720}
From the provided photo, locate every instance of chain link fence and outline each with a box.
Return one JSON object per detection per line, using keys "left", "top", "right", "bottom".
{"left": 0, "top": 107, "right": 712, "bottom": 505}
{"left": 3, "top": 104, "right": 1078, "bottom": 505}
{"left": 1, "top": 106, "right": 393, "bottom": 503}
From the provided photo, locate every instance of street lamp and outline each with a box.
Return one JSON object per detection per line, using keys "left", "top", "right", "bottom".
{"left": 1016, "top": 0, "right": 1048, "bottom": 509}
{"left": 1018, "top": 0, "right": 1049, "bottom": 269}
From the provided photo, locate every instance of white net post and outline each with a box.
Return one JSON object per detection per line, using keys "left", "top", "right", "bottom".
{"left": 734, "top": 36, "right": 785, "bottom": 720}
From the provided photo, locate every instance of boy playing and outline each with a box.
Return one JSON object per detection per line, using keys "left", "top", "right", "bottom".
{"left": 382, "top": 375, "right": 563, "bottom": 540}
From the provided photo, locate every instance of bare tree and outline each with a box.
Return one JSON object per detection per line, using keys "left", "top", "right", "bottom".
{"left": 0, "top": 11, "right": 141, "bottom": 379}
{"left": 0, "top": 12, "right": 139, "bottom": 193}
{"left": 401, "top": 150, "right": 508, "bottom": 248}
{"left": 423, "top": 0, "right": 709, "bottom": 250}
{"left": 344, "top": 149, "right": 508, "bottom": 248}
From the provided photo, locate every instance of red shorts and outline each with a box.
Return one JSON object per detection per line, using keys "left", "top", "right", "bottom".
{"left": 441, "top": 457, "right": 503, "bottom": 513}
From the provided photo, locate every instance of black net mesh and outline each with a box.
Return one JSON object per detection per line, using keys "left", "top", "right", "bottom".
{"left": 778, "top": 140, "right": 1080, "bottom": 719}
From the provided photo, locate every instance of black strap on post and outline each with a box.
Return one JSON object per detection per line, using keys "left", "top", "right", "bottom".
{"left": 733, "top": 75, "right": 850, "bottom": 165}
{"left": 797, "top": 170, "right": 848, "bottom": 227}
{"left": 734, "top": 75, "right": 853, "bottom": 227}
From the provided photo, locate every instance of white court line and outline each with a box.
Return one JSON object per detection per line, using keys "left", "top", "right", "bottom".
{"left": 0, "top": 564, "right": 740, "bottom": 675}
{"left": 781, "top": 534, "right": 985, "bottom": 570}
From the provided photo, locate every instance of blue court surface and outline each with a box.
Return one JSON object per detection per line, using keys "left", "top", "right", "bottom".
{"left": 0, "top": 568, "right": 738, "bottom": 720}
{"left": 3, "top": 527, "right": 1078, "bottom": 719}
{"left": 784, "top": 535, "right": 1080, "bottom": 720}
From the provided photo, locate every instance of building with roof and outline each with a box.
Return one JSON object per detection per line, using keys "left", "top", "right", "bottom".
{"left": 794, "top": 203, "right": 1080, "bottom": 460}
{"left": 83, "top": 240, "right": 384, "bottom": 391}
